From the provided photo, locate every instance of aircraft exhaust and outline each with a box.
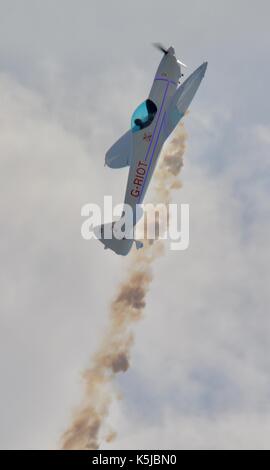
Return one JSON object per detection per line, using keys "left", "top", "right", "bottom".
{"left": 60, "top": 123, "right": 187, "bottom": 450}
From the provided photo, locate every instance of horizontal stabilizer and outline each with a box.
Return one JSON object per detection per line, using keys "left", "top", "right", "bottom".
{"left": 94, "top": 220, "right": 143, "bottom": 256}
{"left": 105, "top": 130, "right": 132, "bottom": 169}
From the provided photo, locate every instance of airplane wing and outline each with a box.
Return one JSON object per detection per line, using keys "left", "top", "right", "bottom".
{"left": 105, "top": 130, "right": 132, "bottom": 168}
{"left": 163, "top": 62, "right": 207, "bottom": 140}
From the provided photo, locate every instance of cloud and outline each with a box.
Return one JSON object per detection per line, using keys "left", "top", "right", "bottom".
{"left": 0, "top": 71, "right": 121, "bottom": 449}
{"left": 105, "top": 411, "right": 270, "bottom": 450}
{"left": 101, "top": 111, "right": 270, "bottom": 450}
{"left": 0, "top": 0, "right": 270, "bottom": 450}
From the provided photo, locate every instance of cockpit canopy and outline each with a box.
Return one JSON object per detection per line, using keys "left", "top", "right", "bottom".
{"left": 131, "top": 99, "right": 157, "bottom": 133}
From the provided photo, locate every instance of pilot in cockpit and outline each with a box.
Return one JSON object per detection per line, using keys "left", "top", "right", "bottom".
{"left": 133, "top": 99, "right": 157, "bottom": 131}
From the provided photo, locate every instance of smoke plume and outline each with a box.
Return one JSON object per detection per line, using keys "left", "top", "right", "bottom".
{"left": 60, "top": 123, "right": 187, "bottom": 450}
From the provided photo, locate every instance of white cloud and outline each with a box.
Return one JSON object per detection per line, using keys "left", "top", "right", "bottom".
{"left": 0, "top": 0, "right": 270, "bottom": 450}
{"left": 101, "top": 111, "right": 270, "bottom": 450}
{"left": 106, "top": 410, "right": 270, "bottom": 450}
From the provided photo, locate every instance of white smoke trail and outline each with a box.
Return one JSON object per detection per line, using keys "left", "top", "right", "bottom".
{"left": 60, "top": 123, "right": 187, "bottom": 450}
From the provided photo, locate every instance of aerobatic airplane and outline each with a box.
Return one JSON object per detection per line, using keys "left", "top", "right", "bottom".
{"left": 96, "top": 44, "right": 207, "bottom": 255}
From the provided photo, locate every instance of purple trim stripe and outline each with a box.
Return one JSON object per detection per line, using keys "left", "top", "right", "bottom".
{"left": 154, "top": 77, "right": 178, "bottom": 86}
{"left": 144, "top": 80, "right": 169, "bottom": 162}
{"left": 136, "top": 80, "right": 171, "bottom": 203}
{"left": 139, "top": 112, "right": 166, "bottom": 203}
{"left": 134, "top": 77, "right": 174, "bottom": 204}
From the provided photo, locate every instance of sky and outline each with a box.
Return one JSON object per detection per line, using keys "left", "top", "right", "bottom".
{"left": 1, "top": 0, "right": 270, "bottom": 449}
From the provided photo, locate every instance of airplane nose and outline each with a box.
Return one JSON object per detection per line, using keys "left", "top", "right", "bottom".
{"left": 167, "top": 46, "right": 175, "bottom": 55}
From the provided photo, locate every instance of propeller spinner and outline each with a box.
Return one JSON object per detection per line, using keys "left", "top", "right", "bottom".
{"left": 153, "top": 42, "right": 187, "bottom": 68}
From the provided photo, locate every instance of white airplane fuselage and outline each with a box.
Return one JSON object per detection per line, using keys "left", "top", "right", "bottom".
{"left": 97, "top": 47, "right": 207, "bottom": 255}
{"left": 125, "top": 62, "right": 179, "bottom": 208}
{"left": 124, "top": 50, "right": 179, "bottom": 212}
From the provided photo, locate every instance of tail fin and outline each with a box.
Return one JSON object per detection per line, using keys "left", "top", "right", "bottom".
{"left": 94, "top": 221, "right": 143, "bottom": 256}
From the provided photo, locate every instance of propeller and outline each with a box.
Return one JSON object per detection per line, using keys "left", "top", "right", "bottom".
{"left": 153, "top": 43, "right": 187, "bottom": 68}
{"left": 152, "top": 42, "right": 168, "bottom": 55}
